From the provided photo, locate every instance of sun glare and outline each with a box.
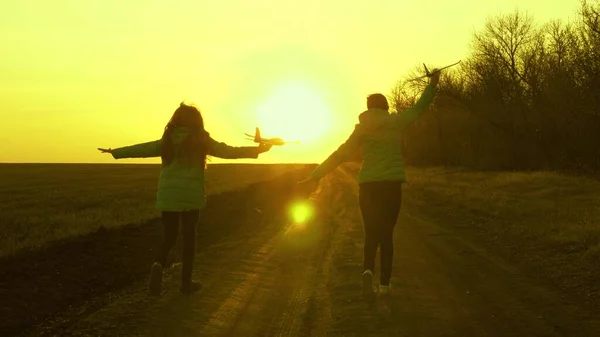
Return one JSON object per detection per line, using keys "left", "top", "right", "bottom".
{"left": 256, "top": 81, "right": 332, "bottom": 143}
{"left": 289, "top": 201, "right": 314, "bottom": 225}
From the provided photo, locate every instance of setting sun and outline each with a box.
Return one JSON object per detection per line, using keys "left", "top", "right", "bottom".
{"left": 255, "top": 81, "right": 333, "bottom": 144}
{"left": 0, "top": 0, "right": 579, "bottom": 164}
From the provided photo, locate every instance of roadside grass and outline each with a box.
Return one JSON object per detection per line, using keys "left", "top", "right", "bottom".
{"left": 0, "top": 163, "right": 308, "bottom": 258}
{"left": 403, "top": 167, "right": 600, "bottom": 303}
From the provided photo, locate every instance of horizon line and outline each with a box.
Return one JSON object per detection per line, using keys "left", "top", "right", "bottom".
{"left": 0, "top": 162, "right": 318, "bottom": 165}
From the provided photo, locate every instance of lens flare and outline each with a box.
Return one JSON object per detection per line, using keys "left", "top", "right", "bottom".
{"left": 289, "top": 201, "right": 314, "bottom": 225}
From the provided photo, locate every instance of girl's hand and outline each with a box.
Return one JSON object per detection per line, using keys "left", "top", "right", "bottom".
{"left": 98, "top": 148, "right": 113, "bottom": 154}
{"left": 429, "top": 68, "right": 441, "bottom": 86}
{"left": 257, "top": 143, "right": 273, "bottom": 154}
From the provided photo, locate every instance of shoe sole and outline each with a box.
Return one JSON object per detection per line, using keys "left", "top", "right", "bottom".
{"left": 362, "top": 273, "right": 373, "bottom": 296}
{"left": 149, "top": 263, "right": 162, "bottom": 296}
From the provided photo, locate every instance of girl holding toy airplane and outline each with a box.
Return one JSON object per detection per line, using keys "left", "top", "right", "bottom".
{"left": 99, "top": 103, "right": 272, "bottom": 296}
{"left": 299, "top": 67, "right": 443, "bottom": 298}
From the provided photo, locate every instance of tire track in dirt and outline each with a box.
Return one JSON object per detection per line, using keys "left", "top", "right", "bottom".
{"left": 199, "top": 228, "right": 283, "bottom": 336}
{"left": 265, "top": 184, "right": 332, "bottom": 337}
{"left": 204, "top": 177, "right": 334, "bottom": 337}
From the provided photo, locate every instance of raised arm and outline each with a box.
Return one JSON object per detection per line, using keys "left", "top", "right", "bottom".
{"left": 207, "top": 136, "right": 262, "bottom": 159}
{"left": 110, "top": 140, "right": 162, "bottom": 159}
{"left": 310, "top": 125, "right": 363, "bottom": 180}
{"left": 392, "top": 74, "right": 440, "bottom": 130}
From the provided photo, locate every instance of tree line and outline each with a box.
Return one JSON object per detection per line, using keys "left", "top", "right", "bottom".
{"left": 391, "top": 0, "right": 600, "bottom": 173}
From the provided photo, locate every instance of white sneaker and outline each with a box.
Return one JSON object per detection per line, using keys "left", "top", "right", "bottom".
{"left": 362, "top": 270, "right": 373, "bottom": 296}
{"left": 379, "top": 283, "right": 391, "bottom": 296}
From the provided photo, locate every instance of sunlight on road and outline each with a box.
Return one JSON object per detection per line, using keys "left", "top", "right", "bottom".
{"left": 289, "top": 201, "right": 314, "bottom": 226}
{"left": 280, "top": 198, "right": 321, "bottom": 251}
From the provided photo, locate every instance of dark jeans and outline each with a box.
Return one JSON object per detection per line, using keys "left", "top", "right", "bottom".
{"left": 155, "top": 209, "right": 200, "bottom": 284}
{"left": 358, "top": 181, "right": 402, "bottom": 286}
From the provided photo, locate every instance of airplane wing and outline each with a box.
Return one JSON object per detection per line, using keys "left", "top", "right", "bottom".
{"left": 407, "top": 60, "right": 461, "bottom": 82}
{"left": 243, "top": 127, "right": 299, "bottom": 145}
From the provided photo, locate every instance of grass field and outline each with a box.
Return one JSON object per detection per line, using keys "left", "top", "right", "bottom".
{"left": 2, "top": 163, "right": 597, "bottom": 271}
{"left": 0, "top": 163, "right": 310, "bottom": 258}
{"left": 403, "top": 167, "right": 600, "bottom": 302}
{"left": 1, "top": 163, "right": 599, "bottom": 335}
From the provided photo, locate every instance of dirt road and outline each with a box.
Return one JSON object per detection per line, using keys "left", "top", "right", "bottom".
{"left": 19, "top": 166, "right": 600, "bottom": 336}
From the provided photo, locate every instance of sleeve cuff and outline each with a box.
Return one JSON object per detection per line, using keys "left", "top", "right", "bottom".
{"left": 111, "top": 148, "right": 126, "bottom": 159}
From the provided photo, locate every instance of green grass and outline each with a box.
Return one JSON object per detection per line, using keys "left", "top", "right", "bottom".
{"left": 403, "top": 166, "right": 600, "bottom": 300}
{"left": 0, "top": 163, "right": 309, "bottom": 258}
{"left": 405, "top": 167, "right": 600, "bottom": 258}
{"left": 4, "top": 163, "right": 598, "bottom": 301}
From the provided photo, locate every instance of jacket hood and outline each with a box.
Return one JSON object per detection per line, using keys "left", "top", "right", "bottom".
{"left": 357, "top": 108, "right": 390, "bottom": 133}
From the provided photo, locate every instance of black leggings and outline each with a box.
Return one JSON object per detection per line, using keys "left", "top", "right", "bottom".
{"left": 358, "top": 181, "right": 402, "bottom": 286}
{"left": 155, "top": 210, "right": 200, "bottom": 284}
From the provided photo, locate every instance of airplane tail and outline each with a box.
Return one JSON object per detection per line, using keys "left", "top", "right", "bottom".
{"left": 254, "top": 127, "right": 261, "bottom": 143}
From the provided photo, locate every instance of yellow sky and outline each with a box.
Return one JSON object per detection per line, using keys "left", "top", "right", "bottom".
{"left": 0, "top": 0, "right": 579, "bottom": 164}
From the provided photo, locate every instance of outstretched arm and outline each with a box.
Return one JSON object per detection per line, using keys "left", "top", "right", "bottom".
{"left": 108, "top": 140, "right": 162, "bottom": 159}
{"left": 207, "top": 136, "right": 270, "bottom": 159}
{"left": 393, "top": 73, "right": 440, "bottom": 130}
{"left": 310, "top": 126, "right": 362, "bottom": 180}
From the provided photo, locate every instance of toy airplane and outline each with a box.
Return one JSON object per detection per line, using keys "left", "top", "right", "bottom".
{"left": 407, "top": 60, "right": 461, "bottom": 82}
{"left": 244, "top": 127, "right": 300, "bottom": 146}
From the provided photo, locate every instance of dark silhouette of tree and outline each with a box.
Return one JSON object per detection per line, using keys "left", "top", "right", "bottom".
{"left": 389, "top": 0, "right": 600, "bottom": 173}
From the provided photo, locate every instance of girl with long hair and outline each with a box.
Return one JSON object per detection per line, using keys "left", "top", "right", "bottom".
{"left": 298, "top": 71, "right": 441, "bottom": 297}
{"left": 99, "top": 103, "right": 272, "bottom": 295}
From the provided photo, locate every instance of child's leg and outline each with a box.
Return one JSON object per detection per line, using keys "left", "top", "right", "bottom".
{"left": 359, "top": 183, "right": 379, "bottom": 274}
{"left": 155, "top": 211, "right": 180, "bottom": 267}
{"left": 379, "top": 223, "right": 396, "bottom": 286}
{"left": 180, "top": 209, "right": 200, "bottom": 284}
{"left": 379, "top": 182, "right": 402, "bottom": 287}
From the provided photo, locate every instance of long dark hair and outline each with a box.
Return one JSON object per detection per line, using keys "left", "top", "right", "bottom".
{"left": 161, "top": 103, "right": 209, "bottom": 167}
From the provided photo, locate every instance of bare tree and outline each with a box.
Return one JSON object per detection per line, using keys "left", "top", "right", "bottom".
{"left": 388, "top": 5, "right": 600, "bottom": 172}
{"left": 577, "top": 0, "right": 600, "bottom": 117}
{"left": 472, "top": 11, "right": 537, "bottom": 89}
